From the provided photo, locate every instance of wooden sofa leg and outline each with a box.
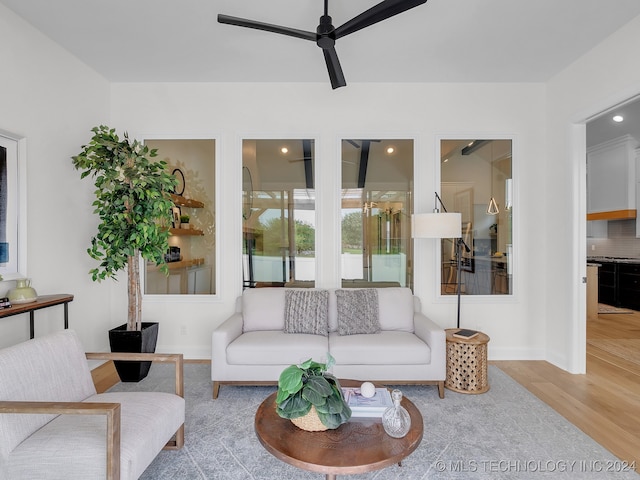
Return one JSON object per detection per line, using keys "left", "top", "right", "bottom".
{"left": 438, "top": 381, "right": 445, "bottom": 399}
{"left": 212, "top": 381, "right": 220, "bottom": 399}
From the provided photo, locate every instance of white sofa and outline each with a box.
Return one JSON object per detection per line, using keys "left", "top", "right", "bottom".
{"left": 212, "top": 287, "right": 446, "bottom": 399}
{"left": 0, "top": 330, "right": 185, "bottom": 480}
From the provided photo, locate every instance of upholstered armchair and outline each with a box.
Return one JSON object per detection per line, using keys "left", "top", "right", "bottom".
{"left": 0, "top": 330, "right": 185, "bottom": 480}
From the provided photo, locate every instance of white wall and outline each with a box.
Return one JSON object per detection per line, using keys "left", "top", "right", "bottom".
{"left": 3, "top": 1, "right": 638, "bottom": 367}
{"left": 545, "top": 14, "right": 640, "bottom": 372}
{"left": 111, "top": 82, "right": 548, "bottom": 359}
{"left": 0, "top": 4, "right": 111, "bottom": 351}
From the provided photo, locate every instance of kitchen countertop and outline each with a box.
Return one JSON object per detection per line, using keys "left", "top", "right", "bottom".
{"left": 587, "top": 256, "right": 640, "bottom": 264}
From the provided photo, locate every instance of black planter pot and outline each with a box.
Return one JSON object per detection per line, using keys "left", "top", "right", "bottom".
{"left": 108, "top": 322, "right": 159, "bottom": 382}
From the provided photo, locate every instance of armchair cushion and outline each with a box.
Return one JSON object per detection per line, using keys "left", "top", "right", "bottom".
{"left": 4, "top": 392, "right": 184, "bottom": 480}
{"left": 0, "top": 329, "right": 97, "bottom": 457}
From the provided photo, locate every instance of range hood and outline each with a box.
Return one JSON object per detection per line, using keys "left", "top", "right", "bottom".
{"left": 587, "top": 209, "right": 637, "bottom": 221}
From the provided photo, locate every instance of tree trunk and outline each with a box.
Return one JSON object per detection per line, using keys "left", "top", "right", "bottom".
{"left": 127, "top": 252, "right": 141, "bottom": 331}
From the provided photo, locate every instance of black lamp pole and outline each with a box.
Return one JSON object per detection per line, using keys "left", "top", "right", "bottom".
{"left": 435, "top": 193, "right": 470, "bottom": 329}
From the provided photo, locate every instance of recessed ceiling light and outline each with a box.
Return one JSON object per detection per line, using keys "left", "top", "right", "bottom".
{"left": 613, "top": 115, "right": 624, "bottom": 123}
{"left": 443, "top": 158, "right": 449, "bottom": 163}
{"left": 280, "top": 147, "right": 289, "bottom": 154}
{"left": 386, "top": 146, "right": 395, "bottom": 155}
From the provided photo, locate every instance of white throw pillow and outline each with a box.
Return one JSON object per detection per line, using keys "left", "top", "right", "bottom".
{"left": 377, "top": 287, "right": 414, "bottom": 332}
{"left": 242, "top": 288, "right": 286, "bottom": 332}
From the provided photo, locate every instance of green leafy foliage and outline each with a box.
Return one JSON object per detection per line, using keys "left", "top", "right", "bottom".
{"left": 72, "top": 126, "right": 177, "bottom": 330}
{"left": 275, "top": 354, "right": 351, "bottom": 429}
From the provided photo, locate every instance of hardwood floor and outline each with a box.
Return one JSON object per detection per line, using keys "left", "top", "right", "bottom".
{"left": 92, "top": 314, "right": 640, "bottom": 467}
{"left": 495, "top": 308, "right": 640, "bottom": 467}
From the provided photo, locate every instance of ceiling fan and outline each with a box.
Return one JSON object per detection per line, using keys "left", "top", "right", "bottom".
{"left": 218, "top": 0, "right": 428, "bottom": 89}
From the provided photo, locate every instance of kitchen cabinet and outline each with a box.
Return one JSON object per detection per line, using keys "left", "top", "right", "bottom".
{"left": 587, "top": 135, "right": 637, "bottom": 220}
{"left": 587, "top": 220, "right": 607, "bottom": 238}
{"left": 595, "top": 260, "right": 640, "bottom": 310}
{"left": 597, "top": 261, "right": 618, "bottom": 306}
{"left": 587, "top": 264, "right": 599, "bottom": 321}
{"left": 618, "top": 263, "right": 640, "bottom": 310}
{"left": 187, "top": 266, "right": 212, "bottom": 294}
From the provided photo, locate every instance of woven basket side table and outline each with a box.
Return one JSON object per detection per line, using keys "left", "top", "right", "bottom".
{"left": 445, "top": 329, "right": 490, "bottom": 394}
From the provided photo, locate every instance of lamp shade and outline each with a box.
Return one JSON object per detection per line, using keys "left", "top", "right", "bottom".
{"left": 412, "top": 212, "right": 462, "bottom": 238}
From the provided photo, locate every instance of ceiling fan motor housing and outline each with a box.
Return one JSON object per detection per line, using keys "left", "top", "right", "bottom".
{"left": 317, "top": 15, "right": 336, "bottom": 49}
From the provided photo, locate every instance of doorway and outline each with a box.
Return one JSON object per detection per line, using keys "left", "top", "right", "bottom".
{"left": 584, "top": 96, "right": 640, "bottom": 372}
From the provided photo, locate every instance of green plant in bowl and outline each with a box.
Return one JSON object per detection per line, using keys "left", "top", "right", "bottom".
{"left": 275, "top": 354, "right": 351, "bottom": 429}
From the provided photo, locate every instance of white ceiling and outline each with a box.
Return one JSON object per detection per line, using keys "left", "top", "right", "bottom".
{"left": 2, "top": 0, "right": 640, "bottom": 85}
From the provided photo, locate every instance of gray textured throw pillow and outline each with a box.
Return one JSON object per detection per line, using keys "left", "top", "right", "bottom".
{"left": 335, "top": 289, "right": 380, "bottom": 335}
{"left": 284, "top": 289, "right": 329, "bottom": 336}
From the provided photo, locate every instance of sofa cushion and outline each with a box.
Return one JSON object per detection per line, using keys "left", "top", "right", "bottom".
{"left": 284, "top": 289, "right": 329, "bottom": 336}
{"left": 242, "top": 288, "right": 286, "bottom": 332}
{"left": 226, "top": 331, "right": 329, "bottom": 365}
{"left": 377, "top": 287, "right": 415, "bottom": 332}
{"left": 335, "top": 289, "right": 381, "bottom": 335}
{"left": 329, "top": 331, "right": 431, "bottom": 365}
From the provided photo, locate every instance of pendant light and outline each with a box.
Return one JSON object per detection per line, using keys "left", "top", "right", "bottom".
{"left": 487, "top": 141, "right": 499, "bottom": 215}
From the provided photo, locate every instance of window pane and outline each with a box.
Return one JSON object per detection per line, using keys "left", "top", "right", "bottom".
{"left": 144, "top": 139, "right": 216, "bottom": 295}
{"left": 341, "top": 139, "right": 414, "bottom": 289}
{"left": 440, "top": 139, "right": 512, "bottom": 295}
{"left": 243, "top": 139, "right": 315, "bottom": 288}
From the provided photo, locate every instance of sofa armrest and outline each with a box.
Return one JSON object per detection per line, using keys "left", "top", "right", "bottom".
{"left": 212, "top": 312, "right": 244, "bottom": 362}
{"left": 0, "top": 400, "right": 121, "bottom": 480}
{"left": 413, "top": 312, "right": 446, "bottom": 355}
{"left": 85, "top": 352, "right": 184, "bottom": 399}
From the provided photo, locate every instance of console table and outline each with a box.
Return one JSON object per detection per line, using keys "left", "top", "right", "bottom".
{"left": 0, "top": 294, "right": 74, "bottom": 339}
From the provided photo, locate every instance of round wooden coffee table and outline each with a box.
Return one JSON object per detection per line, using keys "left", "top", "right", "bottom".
{"left": 254, "top": 381, "right": 423, "bottom": 480}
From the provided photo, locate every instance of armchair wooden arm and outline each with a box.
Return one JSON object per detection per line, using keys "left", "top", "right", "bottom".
{"left": 85, "top": 352, "right": 185, "bottom": 449}
{"left": 0, "top": 401, "right": 122, "bottom": 480}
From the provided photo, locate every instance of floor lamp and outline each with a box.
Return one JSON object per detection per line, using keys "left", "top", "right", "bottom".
{"left": 412, "top": 192, "right": 469, "bottom": 329}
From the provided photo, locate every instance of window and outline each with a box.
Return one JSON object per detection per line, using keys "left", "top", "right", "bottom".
{"left": 143, "top": 139, "right": 216, "bottom": 295}
{"left": 440, "top": 139, "right": 513, "bottom": 295}
{"left": 243, "top": 139, "right": 316, "bottom": 288}
{"left": 341, "top": 139, "right": 414, "bottom": 289}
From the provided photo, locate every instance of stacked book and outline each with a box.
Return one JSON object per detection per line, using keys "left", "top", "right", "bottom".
{"left": 341, "top": 387, "right": 393, "bottom": 418}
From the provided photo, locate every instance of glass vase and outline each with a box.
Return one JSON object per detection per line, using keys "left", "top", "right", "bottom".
{"left": 382, "top": 389, "right": 411, "bottom": 438}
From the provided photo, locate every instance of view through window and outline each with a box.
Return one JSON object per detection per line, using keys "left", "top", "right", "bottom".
{"left": 144, "top": 139, "right": 216, "bottom": 295}
{"left": 440, "top": 139, "right": 513, "bottom": 296}
{"left": 243, "top": 139, "right": 316, "bottom": 288}
{"left": 341, "top": 139, "right": 414, "bottom": 289}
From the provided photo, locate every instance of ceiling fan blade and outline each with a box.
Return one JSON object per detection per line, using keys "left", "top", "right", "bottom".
{"left": 322, "top": 46, "right": 346, "bottom": 89}
{"left": 218, "top": 14, "right": 316, "bottom": 42}
{"left": 334, "top": 0, "right": 427, "bottom": 39}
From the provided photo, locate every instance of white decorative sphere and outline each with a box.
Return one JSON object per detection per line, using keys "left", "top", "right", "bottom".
{"left": 360, "top": 382, "right": 376, "bottom": 398}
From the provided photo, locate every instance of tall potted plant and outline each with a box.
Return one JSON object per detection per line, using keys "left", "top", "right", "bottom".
{"left": 72, "top": 125, "right": 177, "bottom": 381}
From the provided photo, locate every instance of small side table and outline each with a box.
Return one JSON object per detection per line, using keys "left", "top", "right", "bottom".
{"left": 445, "top": 328, "right": 490, "bottom": 394}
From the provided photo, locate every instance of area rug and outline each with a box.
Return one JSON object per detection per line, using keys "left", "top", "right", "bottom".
{"left": 598, "top": 303, "right": 634, "bottom": 314}
{"left": 110, "top": 364, "right": 639, "bottom": 479}
{"left": 587, "top": 339, "right": 640, "bottom": 368}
